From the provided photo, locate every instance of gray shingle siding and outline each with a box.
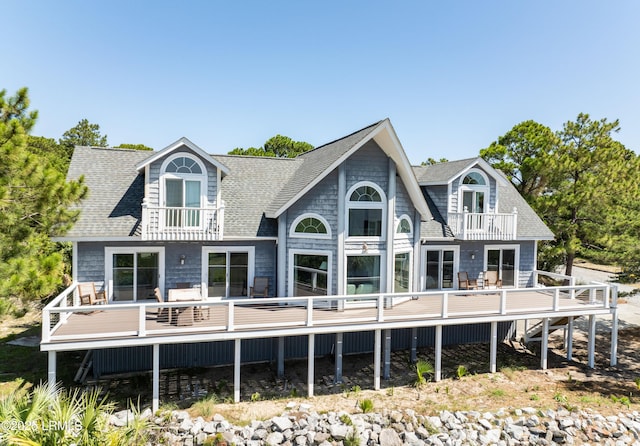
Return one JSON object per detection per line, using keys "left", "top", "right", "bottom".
{"left": 345, "top": 141, "right": 389, "bottom": 194}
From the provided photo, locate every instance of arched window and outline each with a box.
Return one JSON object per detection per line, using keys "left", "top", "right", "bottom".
{"left": 459, "top": 169, "right": 489, "bottom": 213}
{"left": 396, "top": 215, "right": 413, "bottom": 238}
{"left": 160, "top": 154, "right": 207, "bottom": 228}
{"left": 346, "top": 182, "right": 386, "bottom": 238}
{"left": 290, "top": 214, "right": 331, "bottom": 239}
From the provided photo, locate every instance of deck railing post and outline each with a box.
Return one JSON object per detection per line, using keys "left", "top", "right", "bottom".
{"left": 228, "top": 301, "right": 235, "bottom": 331}
{"left": 307, "top": 297, "right": 313, "bottom": 327}
{"left": 553, "top": 288, "right": 560, "bottom": 312}
{"left": 377, "top": 294, "right": 384, "bottom": 322}
{"left": 500, "top": 290, "right": 507, "bottom": 315}
{"left": 138, "top": 305, "right": 146, "bottom": 337}
{"left": 42, "top": 308, "right": 51, "bottom": 342}
{"left": 570, "top": 276, "right": 576, "bottom": 299}
{"left": 589, "top": 287, "right": 595, "bottom": 304}
{"left": 441, "top": 292, "right": 448, "bottom": 318}
{"left": 604, "top": 285, "right": 610, "bottom": 309}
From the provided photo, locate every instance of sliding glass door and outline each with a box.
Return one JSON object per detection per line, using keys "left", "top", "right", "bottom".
{"left": 204, "top": 247, "right": 255, "bottom": 298}
{"left": 106, "top": 248, "right": 164, "bottom": 302}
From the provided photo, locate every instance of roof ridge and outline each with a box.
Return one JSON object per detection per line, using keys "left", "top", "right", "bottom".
{"left": 298, "top": 120, "right": 384, "bottom": 157}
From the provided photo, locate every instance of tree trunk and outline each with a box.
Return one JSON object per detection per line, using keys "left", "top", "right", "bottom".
{"left": 565, "top": 251, "right": 575, "bottom": 278}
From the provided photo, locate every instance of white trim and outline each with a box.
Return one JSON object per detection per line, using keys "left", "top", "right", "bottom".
{"left": 346, "top": 181, "right": 387, "bottom": 242}
{"left": 289, "top": 213, "right": 332, "bottom": 239}
{"left": 420, "top": 245, "right": 460, "bottom": 291}
{"left": 266, "top": 119, "right": 431, "bottom": 220}
{"left": 104, "top": 247, "right": 166, "bottom": 302}
{"left": 136, "top": 136, "right": 230, "bottom": 176}
{"left": 458, "top": 168, "right": 490, "bottom": 213}
{"left": 201, "top": 246, "right": 256, "bottom": 299}
{"left": 484, "top": 244, "right": 520, "bottom": 287}
{"left": 288, "top": 249, "right": 333, "bottom": 297}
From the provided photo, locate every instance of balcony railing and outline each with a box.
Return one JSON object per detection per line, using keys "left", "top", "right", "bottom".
{"left": 448, "top": 208, "right": 517, "bottom": 240}
{"left": 141, "top": 200, "right": 224, "bottom": 241}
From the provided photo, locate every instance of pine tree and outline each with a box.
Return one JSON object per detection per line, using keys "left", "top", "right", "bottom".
{"left": 0, "top": 88, "right": 87, "bottom": 300}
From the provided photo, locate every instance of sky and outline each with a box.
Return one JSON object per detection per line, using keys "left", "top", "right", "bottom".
{"left": 3, "top": 1, "right": 640, "bottom": 164}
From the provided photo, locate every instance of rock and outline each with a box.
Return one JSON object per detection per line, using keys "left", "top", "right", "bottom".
{"left": 266, "top": 431, "right": 284, "bottom": 444}
{"left": 379, "top": 428, "right": 402, "bottom": 446}
{"left": 329, "top": 424, "right": 349, "bottom": 440}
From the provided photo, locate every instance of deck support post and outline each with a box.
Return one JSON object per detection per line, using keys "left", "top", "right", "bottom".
{"left": 541, "top": 318, "right": 549, "bottom": 369}
{"left": 307, "top": 334, "right": 315, "bottom": 397}
{"left": 587, "top": 315, "right": 596, "bottom": 368}
{"left": 566, "top": 317, "right": 574, "bottom": 361}
{"left": 434, "top": 325, "right": 442, "bottom": 381}
{"left": 490, "top": 321, "right": 498, "bottom": 373}
{"left": 611, "top": 307, "right": 619, "bottom": 367}
{"left": 374, "top": 329, "right": 381, "bottom": 390}
{"left": 410, "top": 327, "right": 418, "bottom": 363}
{"left": 334, "top": 332, "right": 343, "bottom": 384}
{"left": 234, "top": 339, "right": 241, "bottom": 403}
{"left": 383, "top": 329, "right": 391, "bottom": 380}
{"left": 152, "top": 344, "right": 159, "bottom": 414}
{"left": 277, "top": 337, "right": 285, "bottom": 378}
{"left": 47, "top": 351, "right": 57, "bottom": 386}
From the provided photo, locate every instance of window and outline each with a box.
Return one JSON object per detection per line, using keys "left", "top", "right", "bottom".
{"left": 105, "top": 247, "right": 165, "bottom": 302}
{"left": 346, "top": 255, "right": 381, "bottom": 295}
{"left": 290, "top": 214, "right": 331, "bottom": 239}
{"left": 423, "top": 246, "right": 458, "bottom": 290}
{"left": 485, "top": 245, "right": 519, "bottom": 287}
{"left": 394, "top": 251, "right": 412, "bottom": 293}
{"left": 161, "top": 154, "right": 206, "bottom": 228}
{"left": 291, "top": 251, "right": 330, "bottom": 297}
{"left": 459, "top": 169, "right": 489, "bottom": 214}
{"left": 396, "top": 215, "right": 413, "bottom": 238}
{"left": 203, "top": 247, "right": 255, "bottom": 298}
{"left": 347, "top": 182, "right": 386, "bottom": 238}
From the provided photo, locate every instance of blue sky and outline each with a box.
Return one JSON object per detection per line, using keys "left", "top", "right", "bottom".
{"left": 4, "top": 1, "right": 639, "bottom": 164}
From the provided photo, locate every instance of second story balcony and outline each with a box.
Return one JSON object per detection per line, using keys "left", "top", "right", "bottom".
{"left": 141, "top": 200, "right": 224, "bottom": 241}
{"left": 448, "top": 208, "right": 518, "bottom": 241}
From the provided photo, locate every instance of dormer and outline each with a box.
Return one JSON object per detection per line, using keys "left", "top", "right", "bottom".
{"left": 415, "top": 158, "right": 518, "bottom": 240}
{"left": 136, "top": 138, "right": 230, "bottom": 241}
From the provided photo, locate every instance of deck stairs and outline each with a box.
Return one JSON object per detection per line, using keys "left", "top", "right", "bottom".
{"left": 74, "top": 350, "right": 93, "bottom": 383}
{"left": 523, "top": 316, "right": 578, "bottom": 343}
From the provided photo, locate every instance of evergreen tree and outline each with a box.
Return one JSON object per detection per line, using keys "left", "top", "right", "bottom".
{"left": 229, "top": 134, "right": 313, "bottom": 158}
{"left": 59, "top": 118, "right": 108, "bottom": 149}
{"left": 0, "top": 88, "right": 87, "bottom": 300}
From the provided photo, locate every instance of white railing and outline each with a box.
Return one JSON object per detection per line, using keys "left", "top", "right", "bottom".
{"left": 448, "top": 208, "right": 517, "bottom": 240}
{"left": 141, "top": 201, "right": 224, "bottom": 241}
{"left": 42, "top": 282, "right": 615, "bottom": 344}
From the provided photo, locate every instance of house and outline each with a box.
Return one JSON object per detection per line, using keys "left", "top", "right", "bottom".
{"left": 43, "top": 119, "right": 618, "bottom": 410}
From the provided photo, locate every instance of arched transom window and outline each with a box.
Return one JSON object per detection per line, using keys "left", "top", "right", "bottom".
{"left": 165, "top": 156, "right": 203, "bottom": 174}
{"left": 290, "top": 213, "right": 331, "bottom": 239}
{"left": 347, "top": 182, "right": 386, "bottom": 238}
{"left": 396, "top": 215, "right": 413, "bottom": 237}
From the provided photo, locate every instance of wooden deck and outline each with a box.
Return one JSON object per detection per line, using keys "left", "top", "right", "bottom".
{"left": 43, "top": 286, "right": 613, "bottom": 351}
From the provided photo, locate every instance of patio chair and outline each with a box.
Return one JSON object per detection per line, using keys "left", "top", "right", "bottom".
{"left": 484, "top": 270, "right": 503, "bottom": 289}
{"left": 78, "top": 282, "right": 107, "bottom": 305}
{"left": 154, "top": 287, "right": 169, "bottom": 323}
{"left": 249, "top": 277, "right": 269, "bottom": 298}
{"left": 457, "top": 272, "right": 479, "bottom": 290}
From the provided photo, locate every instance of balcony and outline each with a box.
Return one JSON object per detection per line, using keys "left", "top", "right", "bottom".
{"left": 141, "top": 201, "right": 224, "bottom": 241}
{"left": 448, "top": 208, "right": 517, "bottom": 240}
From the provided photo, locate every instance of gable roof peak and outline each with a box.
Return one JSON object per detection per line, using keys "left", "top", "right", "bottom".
{"left": 135, "top": 136, "right": 230, "bottom": 175}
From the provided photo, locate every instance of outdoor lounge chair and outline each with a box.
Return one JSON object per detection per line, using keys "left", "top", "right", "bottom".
{"left": 457, "top": 272, "right": 479, "bottom": 290}
{"left": 78, "top": 282, "right": 107, "bottom": 305}
{"left": 484, "top": 270, "right": 503, "bottom": 289}
{"left": 250, "top": 277, "right": 269, "bottom": 297}
{"left": 154, "top": 287, "right": 169, "bottom": 322}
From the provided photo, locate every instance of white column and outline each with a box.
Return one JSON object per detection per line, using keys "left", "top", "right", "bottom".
{"left": 490, "top": 321, "right": 498, "bottom": 373}
{"left": 588, "top": 315, "right": 596, "bottom": 368}
{"left": 374, "top": 329, "right": 381, "bottom": 390}
{"left": 234, "top": 339, "right": 241, "bottom": 403}
{"left": 277, "top": 214, "right": 287, "bottom": 297}
{"left": 47, "top": 351, "right": 57, "bottom": 385}
{"left": 334, "top": 332, "right": 343, "bottom": 383}
{"left": 435, "top": 325, "right": 442, "bottom": 381}
{"left": 541, "top": 318, "right": 549, "bottom": 370}
{"left": 307, "top": 334, "right": 315, "bottom": 397}
{"left": 611, "top": 308, "right": 619, "bottom": 367}
{"left": 337, "top": 165, "right": 346, "bottom": 299}
{"left": 152, "top": 344, "right": 160, "bottom": 413}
